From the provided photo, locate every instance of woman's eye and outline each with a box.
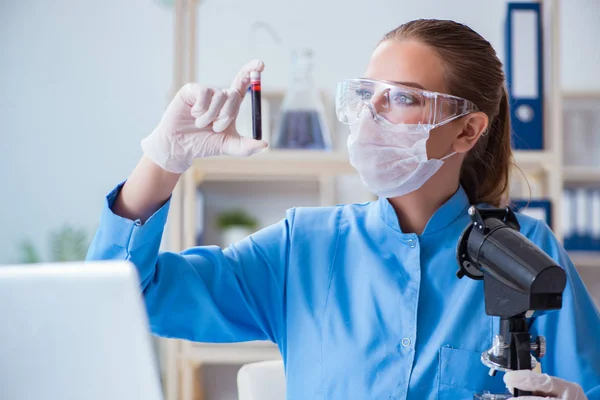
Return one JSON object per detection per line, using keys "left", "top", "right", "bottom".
{"left": 392, "top": 92, "right": 419, "bottom": 106}
{"left": 355, "top": 89, "right": 373, "bottom": 100}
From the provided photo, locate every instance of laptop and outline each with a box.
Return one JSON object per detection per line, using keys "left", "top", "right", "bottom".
{"left": 0, "top": 261, "right": 163, "bottom": 400}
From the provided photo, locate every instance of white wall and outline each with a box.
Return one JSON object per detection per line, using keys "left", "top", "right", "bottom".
{"left": 194, "top": 0, "right": 599, "bottom": 94}
{"left": 195, "top": 0, "right": 512, "bottom": 93}
{"left": 0, "top": 0, "right": 172, "bottom": 263}
{"left": 560, "top": 0, "right": 600, "bottom": 92}
{"left": 1, "top": 0, "right": 598, "bottom": 265}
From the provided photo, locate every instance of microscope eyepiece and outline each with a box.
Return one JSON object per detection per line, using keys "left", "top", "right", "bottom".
{"left": 456, "top": 206, "right": 566, "bottom": 318}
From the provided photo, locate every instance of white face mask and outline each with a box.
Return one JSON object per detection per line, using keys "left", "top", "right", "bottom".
{"left": 347, "top": 110, "right": 456, "bottom": 198}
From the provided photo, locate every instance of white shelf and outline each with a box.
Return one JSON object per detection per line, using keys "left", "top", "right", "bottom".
{"left": 569, "top": 251, "right": 600, "bottom": 267}
{"left": 182, "top": 341, "right": 280, "bottom": 365}
{"left": 192, "top": 150, "right": 355, "bottom": 182}
{"left": 563, "top": 166, "right": 600, "bottom": 184}
{"left": 513, "top": 151, "right": 555, "bottom": 175}
{"left": 191, "top": 150, "right": 557, "bottom": 182}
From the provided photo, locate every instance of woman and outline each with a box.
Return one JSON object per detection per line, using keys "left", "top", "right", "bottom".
{"left": 87, "top": 20, "right": 600, "bottom": 399}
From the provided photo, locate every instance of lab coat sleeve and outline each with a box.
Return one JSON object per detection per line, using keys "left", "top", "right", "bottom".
{"left": 528, "top": 220, "right": 600, "bottom": 398}
{"left": 86, "top": 183, "right": 291, "bottom": 344}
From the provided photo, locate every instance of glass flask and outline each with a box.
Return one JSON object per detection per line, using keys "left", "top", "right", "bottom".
{"left": 273, "top": 49, "right": 332, "bottom": 150}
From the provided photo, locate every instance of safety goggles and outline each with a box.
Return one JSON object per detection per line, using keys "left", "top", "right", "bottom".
{"left": 336, "top": 78, "right": 478, "bottom": 129}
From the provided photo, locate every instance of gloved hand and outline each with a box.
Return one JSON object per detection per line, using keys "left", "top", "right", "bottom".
{"left": 504, "top": 370, "right": 588, "bottom": 400}
{"left": 141, "top": 59, "right": 268, "bottom": 173}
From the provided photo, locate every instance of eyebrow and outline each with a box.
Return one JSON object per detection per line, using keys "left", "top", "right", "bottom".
{"left": 359, "top": 78, "right": 428, "bottom": 91}
{"left": 391, "top": 81, "right": 426, "bottom": 90}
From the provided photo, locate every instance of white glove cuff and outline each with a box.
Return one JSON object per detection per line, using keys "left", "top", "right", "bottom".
{"left": 141, "top": 129, "right": 191, "bottom": 174}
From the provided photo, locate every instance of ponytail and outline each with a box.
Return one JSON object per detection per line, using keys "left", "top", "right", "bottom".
{"left": 459, "top": 85, "right": 513, "bottom": 207}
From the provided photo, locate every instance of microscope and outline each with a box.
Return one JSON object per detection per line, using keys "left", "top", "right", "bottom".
{"left": 456, "top": 206, "right": 567, "bottom": 397}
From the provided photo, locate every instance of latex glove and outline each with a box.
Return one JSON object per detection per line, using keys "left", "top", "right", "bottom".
{"left": 504, "top": 370, "right": 588, "bottom": 400}
{"left": 141, "top": 59, "right": 268, "bottom": 173}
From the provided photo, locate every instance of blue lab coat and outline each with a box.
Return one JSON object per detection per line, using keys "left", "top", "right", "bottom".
{"left": 87, "top": 183, "right": 600, "bottom": 399}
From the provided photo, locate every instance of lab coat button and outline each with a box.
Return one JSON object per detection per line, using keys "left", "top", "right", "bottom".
{"left": 407, "top": 239, "right": 416, "bottom": 248}
{"left": 401, "top": 337, "right": 411, "bottom": 347}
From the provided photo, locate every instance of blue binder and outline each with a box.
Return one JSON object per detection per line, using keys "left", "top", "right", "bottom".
{"left": 505, "top": 2, "right": 544, "bottom": 150}
{"left": 593, "top": 189, "right": 600, "bottom": 251}
{"left": 511, "top": 199, "right": 552, "bottom": 229}
{"left": 563, "top": 187, "right": 600, "bottom": 252}
{"left": 578, "top": 187, "right": 590, "bottom": 251}
{"left": 562, "top": 188, "right": 575, "bottom": 251}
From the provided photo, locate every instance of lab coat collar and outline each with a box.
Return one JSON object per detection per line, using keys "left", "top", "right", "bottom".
{"left": 376, "top": 185, "right": 470, "bottom": 236}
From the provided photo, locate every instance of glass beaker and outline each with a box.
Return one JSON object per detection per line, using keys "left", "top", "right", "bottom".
{"left": 273, "top": 49, "right": 332, "bottom": 150}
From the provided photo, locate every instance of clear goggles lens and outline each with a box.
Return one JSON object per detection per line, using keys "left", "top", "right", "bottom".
{"left": 336, "top": 78, "right": 478, "bottom": 128}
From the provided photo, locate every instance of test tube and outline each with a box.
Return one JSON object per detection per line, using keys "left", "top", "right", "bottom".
{"left": 250, "top": 71, "right": 262, "bottom": 141}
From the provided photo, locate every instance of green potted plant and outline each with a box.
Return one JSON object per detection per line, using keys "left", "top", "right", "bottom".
{"left": 216, "top": 209, "right": 258, "bottom": 247}
{"left": 17, "top": 225, "right": 90, "bottom": 264}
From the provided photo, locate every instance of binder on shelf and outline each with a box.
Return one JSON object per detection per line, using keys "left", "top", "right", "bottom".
{"left": 563, "top": 187, "right": 600, "bottom": 252}
{"left": 511, "top": 198, "right": 552, "bottom": 229}
{"left": 514, "top": 189, "right": 600, "bottom": 253}
{"left": 592, "top": 189, "right": 600, "bottom": 251}
{"left": 573, "top": 187, "right": 589, "bottom": 251}
{"left": 505, "top": 2, "right": 544, "bottom": 150}
{"left": 562, "top": 189, "right": 575, "bottom": 251}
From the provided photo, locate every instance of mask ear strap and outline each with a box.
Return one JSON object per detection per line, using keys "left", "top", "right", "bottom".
{"left": 440, "top": 151, "right": 457, "bottom": 161}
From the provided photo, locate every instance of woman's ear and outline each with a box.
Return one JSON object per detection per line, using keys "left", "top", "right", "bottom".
{"left": 454, "top": 112, "right": 489, "bottom": 153}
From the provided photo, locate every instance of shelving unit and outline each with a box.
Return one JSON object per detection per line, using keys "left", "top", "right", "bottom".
{"left": 183, "top": 342, "right": 280, "bottom": 365}
{"left": 181, "top": 150, "right": 364, "bottom": 250}
{"left": 569, "top": 252, "right": 600, "bottom": 267}
{"left": 563, "top": 166, "right": 600, "bottom": 184}
{"left": 176, "top": 341, "right": 281, "bottom": 400}
{"left": 561, "top": 91, "right": 600, "bottom": 268}
{"left": 173, "top": 150, "right": 367, "bottom": 400}
{"left": 513, "top": 150, "right": 555, "bottom": 171}
{"left": 190, "top": 150, "right": 354, "bottom": 180}
{"left": 506, "top": 0, "right": 564, "bottom": 242}
{"left": 161, "top": 1, "right": 599, "bottom": 399}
